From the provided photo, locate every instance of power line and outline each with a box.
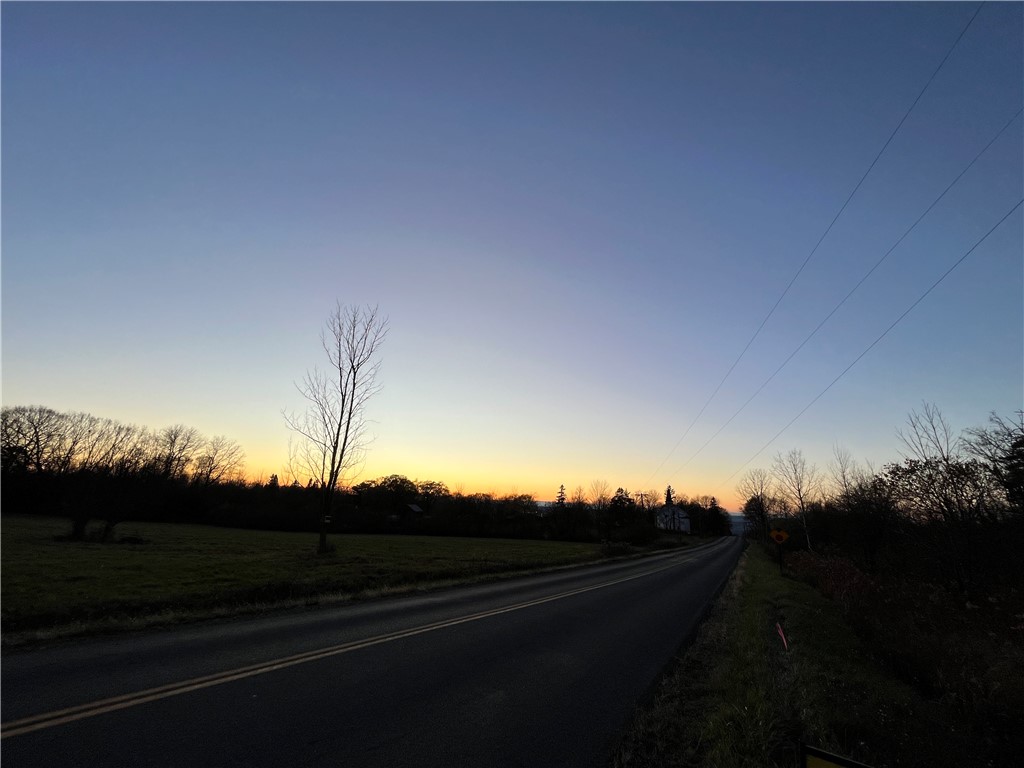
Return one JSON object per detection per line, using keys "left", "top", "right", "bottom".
{"left": 668, "top": 107, "right": 1022, "bottom": 476}
{"left": 717, "top": 196, "right": 1023, "bottom": 493}
{"left": 643, "top": 1, "right": 987, "bottom": 488}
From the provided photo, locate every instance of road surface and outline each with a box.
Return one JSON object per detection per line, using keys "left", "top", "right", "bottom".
{"left": 2, "top": 536, "right": 742, "bottom": 767}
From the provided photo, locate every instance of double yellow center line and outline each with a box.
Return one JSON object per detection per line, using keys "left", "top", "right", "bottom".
{"left": 2, "top": 553, "right": 696, "bottom": 739}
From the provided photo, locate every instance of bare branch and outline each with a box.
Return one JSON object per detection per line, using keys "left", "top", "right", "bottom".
{"left": 898, "top": 402, "right": 961, "bottom": 463}
{"left": 283, "top": 304, "right": 388, "bottom": 553}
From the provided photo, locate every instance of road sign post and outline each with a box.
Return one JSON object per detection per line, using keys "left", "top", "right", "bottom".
{"left": 769, "top": 528, "right": 789, "bottom": 574}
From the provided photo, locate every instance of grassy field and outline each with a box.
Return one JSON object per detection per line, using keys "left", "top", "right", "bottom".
{"left": 1, "top": 515, "right": 606, "bottom": 643}
{"left": 613, "top": 544, "right": 990, "bottom": 768}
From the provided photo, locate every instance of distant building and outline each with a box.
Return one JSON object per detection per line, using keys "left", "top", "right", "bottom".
{"left": 656, "top": 504, "right": 691, "bottom": 534}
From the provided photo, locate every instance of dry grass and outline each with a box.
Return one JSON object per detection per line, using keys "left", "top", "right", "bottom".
{"left": 1, "top": 515, "right": 604, "bottom": 644}
{"left": 613, "top": 544, "right": 996, "bottom": 768}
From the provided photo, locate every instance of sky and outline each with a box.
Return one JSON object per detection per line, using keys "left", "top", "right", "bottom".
{"left": 3, "top": 2, "right": 1021, "bottom": 511}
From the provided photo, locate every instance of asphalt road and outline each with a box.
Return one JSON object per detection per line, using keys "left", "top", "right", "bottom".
{"left": 2, "top": 536, "right": 742, "bottom": 768}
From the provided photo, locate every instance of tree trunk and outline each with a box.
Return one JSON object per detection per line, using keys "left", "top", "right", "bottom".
{"left": 317, "top": 488, "right": 332, "bottom": 555}
{"left": 800, "top": 507, "right": 814, "bottom": 553}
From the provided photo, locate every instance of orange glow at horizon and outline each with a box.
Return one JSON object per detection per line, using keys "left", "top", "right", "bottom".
{"left": 242, "top": 448, "right": 743, "bottom": 510}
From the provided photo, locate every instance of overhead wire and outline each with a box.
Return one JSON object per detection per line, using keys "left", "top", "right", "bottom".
{"left": 715, "top": 196, "right": 1024, "bottom": 493}
{"left": 643, "top": 1, "right": 987, "bottom": 488}
{"left": 667, "top": 107, "right": 1023, "bottom": 477}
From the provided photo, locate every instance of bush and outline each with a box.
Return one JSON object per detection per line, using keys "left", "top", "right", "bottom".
{"left": 784, "top": 548, "right": 1024, "bottom": 762}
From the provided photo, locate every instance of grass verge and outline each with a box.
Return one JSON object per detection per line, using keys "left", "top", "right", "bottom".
{"left": 613, "top": 544, "right": 989, "bottom": 768}
{"left": 2, "top": 515, "right": 617, "bottom": 646}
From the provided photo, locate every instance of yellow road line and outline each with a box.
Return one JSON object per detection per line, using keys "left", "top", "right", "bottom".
{"left": 2, "top": 552, "right": 702, "bottom": 739}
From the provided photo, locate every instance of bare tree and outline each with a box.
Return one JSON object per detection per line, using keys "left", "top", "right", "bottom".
{"left": 634, "top": 488, "right": 660, "bottom": 515}
{"left": 586, "top": 479, "right": 611, "bottom": 541}
{"left": 737, "top": 467, "right": 773, "bottom": 504}
{"left": 828, "top": 444, "right": 865, "bottom": 499}
{"left": 964, "top": 411, "right": 1024, "bottom": 511}
{"left": 152, "top": 424, "right": 204, "bottom": 480}
{"left": 588, "top": 479, "right": 611, "bottom": 510}
{"left": 2, "top": 405, "right": 66, "bottom": 473}
{"left": 898, "top": 402, "right": 961, "bottom": 464}
{"left": 772, "top": 449, "right": 822, "bottom": 551}
{"left": 737, "top": 467, "right": 776, "bottom": 541}
{"left": 570, "top": 485, "right": 588, "bottom": 507}
{"left": 284, "top": 303, "right": 388, "bottom": 554}
{"left": 194, "top": 435, "right": 246, "bottom": 485}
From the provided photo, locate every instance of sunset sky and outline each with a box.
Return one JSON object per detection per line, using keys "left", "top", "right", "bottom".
{"left": 3, "top": 2, "right": 1021, "bottom": 511}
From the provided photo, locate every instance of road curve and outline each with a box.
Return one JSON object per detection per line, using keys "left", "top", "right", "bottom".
{"left": 2, "top": 536, "right": 742, "bottom": 767}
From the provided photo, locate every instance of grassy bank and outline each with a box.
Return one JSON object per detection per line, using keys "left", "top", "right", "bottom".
{"left": 1, "top": 515, "right": 608, "bottom": 644}
{"left": 613, "top": 544, "right": 997, "bottom": 768}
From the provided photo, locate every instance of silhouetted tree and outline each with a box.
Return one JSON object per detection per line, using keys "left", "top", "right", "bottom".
{"left": 570, "top": 485, "right": 587, "bottom": 507}
{"left": 589, "top": 479, "right": 611, "bottom": 510}
{"left": 772, "top": 449, "right": 822, "bottom": 551}
{"left": 830, "top": 472, "right": 899, "bottom": 573}
{"left": 152, "top": 424, "right": 203, "bottom": 480}
{"left": 284, "top": 303, "right": 388, "bottom": 554}
{"left": 416, "top": 479, "right": 451, "bottom": 500}
{"left": 193, "top": 435, "right": 246, "bottom": 485}
{"left": 354, "top": 474, "right": 418, "bottom": 523}
{"left": 548, "top": 485, "right": 593, "bottom": 541}
{"left": 737, "top": 468, "right": 775, "bottom": 541}
{"left": 964, "top": 410, "right": 1024, "bottom": 514}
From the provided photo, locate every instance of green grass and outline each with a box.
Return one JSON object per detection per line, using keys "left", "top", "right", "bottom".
{"left": 1, "top": 515, "right": 604, "bottom": 643}
{"left": 614, "top": 544, "right": 982, "bottom": 768}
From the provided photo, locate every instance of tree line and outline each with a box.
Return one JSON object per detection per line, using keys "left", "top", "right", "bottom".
{"left": 1, "top": 404, "right": 733, "bottom": 545}
{"left": 351, "top": 475, "right": 731, "bottom": 543}
{"left": 1, "top": 405, "right": 245, "bottom": 483}
{"left": 738, "top": 404, "right": 1024, "bottom": 592}
{"left": 1, "top": 405, "right": 246, "bottom": 540}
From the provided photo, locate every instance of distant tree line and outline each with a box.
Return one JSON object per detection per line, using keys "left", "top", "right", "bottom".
{"left": 1, "top": 405, "right": 733, "bottom": 545}
{"left": 543, "top": 480, "right": 732, "bottom": 544}
{"left": 1, "top": 405, "right": 247, "bottom": 540}
{"left": 344, "top": 476, "right": 730, "bottom": 543}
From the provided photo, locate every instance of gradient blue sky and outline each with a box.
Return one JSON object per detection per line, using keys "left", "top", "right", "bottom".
{"left": 3, "top": 2, "right": 1021, "bottom": 510}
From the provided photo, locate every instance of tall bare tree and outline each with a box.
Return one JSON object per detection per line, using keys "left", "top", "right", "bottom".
{"left": 772, "top": 449, "right": 822, "bottom": 551}
{"left": 284, "top": 303, "right": 388, "bottom": 554}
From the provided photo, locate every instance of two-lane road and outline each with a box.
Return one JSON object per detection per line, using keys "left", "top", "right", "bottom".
{"left": 2, "top": 536, "right": 742, "bottom": 767}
